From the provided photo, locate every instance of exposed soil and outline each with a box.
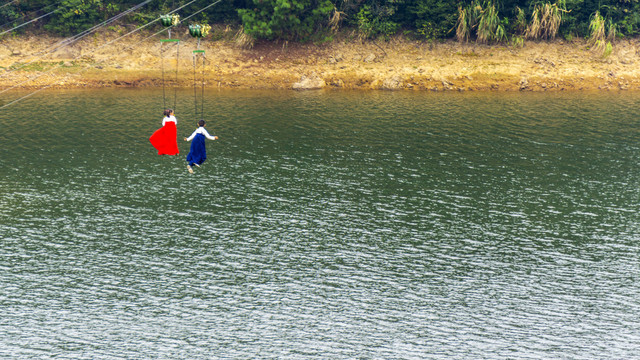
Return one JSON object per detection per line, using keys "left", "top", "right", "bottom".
{"left": 1, "top": 31, "right": 640, "bottom": 92}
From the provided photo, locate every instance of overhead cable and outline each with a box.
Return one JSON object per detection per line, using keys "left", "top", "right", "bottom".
{"left": 0, "top": 0, "right": 153, "bottom": 78}
{"left": 0, "top": 2, "right": 58, "bottom": 30}
{"left": 137, "top": 0, "right": 225, "bottom": 43}
{"left": 0, "top": 9, "right": 57, "bottom": 36}
{"left": 0, "top": 0, "right": 20, "bottom": 10}
{"left": 1, "top": 0, "right": 226, "bottom": 108}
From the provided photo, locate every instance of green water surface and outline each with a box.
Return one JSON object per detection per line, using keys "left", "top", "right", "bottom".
{"left": 1, "top": 89, "right": 639, "bottom": 359}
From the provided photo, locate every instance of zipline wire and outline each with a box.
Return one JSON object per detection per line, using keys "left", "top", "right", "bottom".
{"left": 0, "top": 0, "right": 20, "bottom": 10}
{"left": 0, "top": 0, "right": 225, "bottom": 109}
{"left": 45, "top": 0, "right": 154, "bottom": 53}
{"left": 0, "top": 9, "right": 57, "bottom": 36}
{"left": 130, "top": 0, "right": 224, "bottom": 45}
{"left": 0, "top": 2, "right": 58, "bottom": 31}
{"left": 0, "top": 0, "right": 153, "bottom": 79}
{"left": 0, "top": 0, "right": 204, "bottom": 90}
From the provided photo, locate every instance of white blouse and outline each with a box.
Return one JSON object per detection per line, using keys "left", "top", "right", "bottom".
{"left": 186, "top": 127, "right": 217, "bottom": 141}
{"left": 162, "top": 115, "right": 177, "bottom": 126}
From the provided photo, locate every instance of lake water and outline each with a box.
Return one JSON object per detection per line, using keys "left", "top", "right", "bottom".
{"left": 1, "top": 89, "right": 640, "bottom": 359}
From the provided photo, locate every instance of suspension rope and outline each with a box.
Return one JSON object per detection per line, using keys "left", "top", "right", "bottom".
{"left": 0, "top": 0, "right": 225, "bottom": 109}
{"left": 176, "top": 39, "right": 180, "bottom": 111}
{"left": 192, "top": 50, "right": 206, "bottom": 119}
{"left": 200, "top": 52, "right": 207, "bottom": 120}
{"left": 161, "top": 42, "right": 167, "bottom": 110}
{"left": 160, "top": 39, "right": 180, "bottom": 112}
{"left": 193, "top": 53, "right": 197, "bottom": 118}
{"left": 201, "top": 52, "right": 205, "bottom": 118}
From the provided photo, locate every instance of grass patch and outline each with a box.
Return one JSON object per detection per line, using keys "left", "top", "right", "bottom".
{"left": 9, "top": 62, "right": 49, "bottom": 72}
{"left": 456, "top": 51, "right": 479, "bottom": 57}
{"left": 7, "top": 60, "right": 89, "bottom": 73}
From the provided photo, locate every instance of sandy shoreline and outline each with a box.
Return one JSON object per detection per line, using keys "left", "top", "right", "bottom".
{"left": 1, "top": 33, "right": 640, "bottom": 92}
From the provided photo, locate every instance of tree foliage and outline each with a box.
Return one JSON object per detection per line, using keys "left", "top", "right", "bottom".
{"left": 0, "top": 0, "right": 639, "bottom": 41}
{"left": 238, "top": 0, "right": 334, "bottom": 41}
{"left": 43, "top": 0, "right": 120, "bottom": 36}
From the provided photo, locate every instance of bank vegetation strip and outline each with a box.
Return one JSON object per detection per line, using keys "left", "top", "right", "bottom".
{"left": 0, "top": 0, "right": 639, "bottom": 92}
{"left": 1, "top": 31, "right": 639, "bottom": 92}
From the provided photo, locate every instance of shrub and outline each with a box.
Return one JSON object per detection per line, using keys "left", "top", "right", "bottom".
{"left": 238, "top": 0, "right": 334, "bottom": 41}
{"left": 356, "top": 4, "right": 399, "bottom": 40}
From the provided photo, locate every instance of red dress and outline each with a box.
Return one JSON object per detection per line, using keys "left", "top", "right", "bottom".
{"left": 149, "top": 120, "right": 179, "bottom": 155}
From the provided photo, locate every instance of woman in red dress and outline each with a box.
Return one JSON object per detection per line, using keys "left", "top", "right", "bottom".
{"left": 149, "top": 109, "right": 179, "bottom": 155}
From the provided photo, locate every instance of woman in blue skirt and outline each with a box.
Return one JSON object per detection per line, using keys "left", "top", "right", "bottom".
{"left": 184, "top": 119, "right": 218, "bottom": 173}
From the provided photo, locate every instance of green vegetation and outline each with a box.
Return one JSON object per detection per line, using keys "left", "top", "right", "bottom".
{"left": 524, "top": 2, "right": 564, "bottom": 40}
{"left": 0, "top": 0, "right": 639, "bottom": 43}
{"left": 588, "top": 11, "right": 616, "bottom": 57}
{"left": 238, "top": 0, "right": 334, "bottom": 41}
{"left": 455, "top": 1, "right": 507, "bottom": 44}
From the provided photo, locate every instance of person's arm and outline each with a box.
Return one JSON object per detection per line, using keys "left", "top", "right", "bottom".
{"left": 201, "top": 128, "right": 218, "bottom": 140}
{"left": 184, "top": 129, "right": 197, "bottom": 141}
{"left": 162, "top": 117, "right": 167, "bottom": 126}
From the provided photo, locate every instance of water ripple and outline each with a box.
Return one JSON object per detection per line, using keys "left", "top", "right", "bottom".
{"left": 1, "top": 90, "right": 640, "bottom": 359}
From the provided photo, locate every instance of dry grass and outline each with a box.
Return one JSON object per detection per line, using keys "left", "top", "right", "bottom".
{"left": 588, "top": 11, "right": 617, "bottom": 57}
{"left": 476, "top": 3, "right": 500, "bottom": 44}
{"left": 234, "top": 26, "right": 255, "bottom": 49}
{"left": 456, "top": 1, "right": 505, "bottom": 44}
{"left": 456, "top": 6, "right": 470, "bottom": 43}
{"left": 525, "top": 2, "right": 563, "bottom": 40}
{"left": 329, "top": 6, "right": 345, "bottom": 33}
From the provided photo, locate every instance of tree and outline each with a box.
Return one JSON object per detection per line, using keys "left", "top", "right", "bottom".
{"left": 238, "top": 0, "right": 334, "bottom": 41}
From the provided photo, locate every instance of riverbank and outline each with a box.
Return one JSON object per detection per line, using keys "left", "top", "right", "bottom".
{"left": 1, "top": 31, "right": 640, "bottom": 91}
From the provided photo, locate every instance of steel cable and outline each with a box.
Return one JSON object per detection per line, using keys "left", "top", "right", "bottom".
{"left": 1, "top": 0, "right": 226, "bottom": 109}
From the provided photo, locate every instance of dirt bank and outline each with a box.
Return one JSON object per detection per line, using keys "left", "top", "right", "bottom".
{"left": 1, "top": 31, "right": 640, "bottom": 91}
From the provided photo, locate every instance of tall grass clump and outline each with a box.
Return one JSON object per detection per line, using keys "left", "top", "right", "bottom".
{"left": 234, "top": 26, "right": 255, "bottom": 49}
{"left": 588, "top": 11, "right": 616, "bottom": 57}
{"left": 525, "top": 2, "right": 564, "bottom": 40}
{"left": 476, "top": 2, "right": 500, "bottom": 43}
{"left": 456, "top": 6, "right": 470, "bottom": 43}
{"left": 329, "top": 6, "right": 345, "bottom": 33}
{"left": 513, "top": 7, "right": 527, "bottom": 35}
{"left": 456, "top": 1, "right": 506, "bottom": 44}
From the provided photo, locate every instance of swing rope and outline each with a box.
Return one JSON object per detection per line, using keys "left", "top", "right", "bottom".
{"left": 161, "top": 43, "right": 166, "bottom": 110}
{"left": 160, "top": 39, "right": 180, "bottom": 112}
{"left": 193, "top": 50, "right": 205, "bottom": 120}
{"left": 201, "top": 52, "right": 205, "bottom": 118}
{"left": 175, "top": 40, "right": 180, "bottom": 112}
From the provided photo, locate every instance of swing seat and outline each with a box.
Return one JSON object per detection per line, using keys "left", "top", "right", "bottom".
{"left": 188, "top": 24, "right": 202, "bottom": 38}
{"left": 160, "top": 14, "right": 180, "bottom": 27}
{"left": 188, "top": 24, "right": 211, "bottom": 38}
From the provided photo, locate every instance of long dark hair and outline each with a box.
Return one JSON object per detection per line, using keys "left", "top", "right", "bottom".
{"left": 163, "top": 109, "right": 173, "bottom": 118}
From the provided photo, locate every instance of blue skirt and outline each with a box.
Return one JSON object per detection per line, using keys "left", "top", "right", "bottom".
{"left": 186, "top": 133, "right": 207, "bottom": 166}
